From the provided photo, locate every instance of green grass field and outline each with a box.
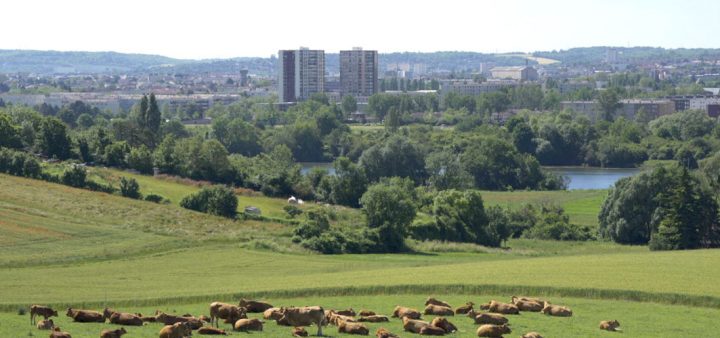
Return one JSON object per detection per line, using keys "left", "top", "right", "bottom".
{"left": 1, "top": 173, "right": 719, "bottom": 337}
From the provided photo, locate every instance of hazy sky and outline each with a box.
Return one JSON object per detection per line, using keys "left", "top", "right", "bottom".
{"left": 2, "top": 0, "right": 718, "bottom": 59}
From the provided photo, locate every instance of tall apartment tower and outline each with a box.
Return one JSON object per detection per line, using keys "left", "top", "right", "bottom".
{"left": 340, "top": 47, "right": 378, "bottom": 97}
{"left": 278, "top": 47, "right": 325, "bottom": 103}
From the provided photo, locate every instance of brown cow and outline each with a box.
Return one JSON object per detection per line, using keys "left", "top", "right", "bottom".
{"left": 335, "top": 308, "right": 356, "bottom": 317}
{"left": 511, "top": 296, "right": 546, "bottom": 305}
{"left": 327, "top": 311, "right": 356, "bottom": 326}
{"left": 49, "top": 327, "right": 72, "bottom": 338}
{"left": 292, "top": 326, "right": 309, "bottom": 337}
{"left": 472, "top": 312, "right": 508, "bottom": 325}
{"left": 197, "top": 326, "right": 228, "bottom": 335}
{"left": 513, "top": 300, "right": 543, "bottom": 312}
{"left": 100, "top": 327, "right": 127, "bottom": 338}
{"left": 277, "top": 306, "right": 326, "bottom": 336}
{"left": 455, "top": 302, "right": 474, "bottom": 314}
{"left": 540, "top": 302, "right": 572, "bottom": 317}
{"left": 358, "top": 309, "right": 376, "bottom": 316}
{"left": 425, "top": 297, "right": 452, "bottom": 308}
{"left": 521, "top": 332, "right": 543, "bottom": 338}
{"left": 66, "top": 308, "right": 104, "bottom": 323}
{"left": 209, "top": 302, "right": 245, "bottom": 327}
{"left": 158, "top": 322, "right": 192, "bottom": 338}
{"left": 392, "top": 306, "right": 421, "bottom": 319}
{"left": 137, "top": 313, "right": 157, "bottom": 323}
{"left": 234, "top": 318, "right": 263, "bottom": 331}
{"left": 419, "top": 325, "right": 446, "bottom": 336}
{"left": 599, "top": 320, "right": 621, "bottom": 331}
{"left": 480, "top": 301, "right": 519, "bottom": 315}
{"left": 375, "top": 328, "right": 399, "bottom": 338}
{"left": 30, "top": 305, "right": 58, "bottom": 324}
{"left": 338, "top": 319, "right": 369, "bottom": 335}
{"left": 109, "top": 312, "right": 143, "bottom": 326}
{"left": 36, "top": 319, "right": 54, "bottom": 330}
{"left": 402, "top": 317, "right": 431, "bottom": 334}
{"left": 156, "top": 312, "right": 203, "bottom": 329}
{"left": 238, "top": 298, "right": 273, "bottom": 313}
{"left": 199, "top": 315, "right": 211, "bottom": 322}
{"left": 431, "top": 317, "right": 457, "bottom": 333}
{"left": 477, "top": 324, "right": 511, "bottom": 337}
{"left": 424, "top": 304, "right": 454, "bottom": 316}
{"left": 263, "top": 307, "right": 283, "bottom": 320}
{"left": 358, "top": 315, "right": 389, "bottom": 323}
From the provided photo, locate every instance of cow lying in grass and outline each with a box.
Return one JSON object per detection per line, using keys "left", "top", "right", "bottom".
{"left": 155, "top": 311, "right": 203, "bottom": 329}
{"left": 358, "top": 315, "right": 389, "bottom": 323}
{"left": 402, "top": 317, "right": 446, "bottom": 335}
{"left": 469, "top": 311, "right": 508, "bottom": 325}
{"left": 238, "top": 298, "right": 273, "bottom": 313}
{"left": 338, "top": 319, "right": 369, "bottom": 335}
{"left": 424, "top": 304, "right": 454, "bottom": 316}
{"left": 521, "top": 332, "right": 543, "bottom": 338}
{"left": 196, "top": 326, "right": 228, "bottom": 335}
{"left": 480, "top": 301, "right": 520, "bottom": 315}
{"left": 234, "top": 318, "right": 263, "bottom": 331}
{"left": 540, "top": 302, "right": 572, "bottom": 317}
{"left": 36, "top": 319, "right": 54, "bottom": 330}
{"left": 292, "top": 326, "right": 309, "bottom": 337}
{"left": 158, "top": 322, "right": 192, "bottom": 338}
{"left": 30, "top": 305, "right": 57, "bottom": 325}
{"left": 100, "top": 327, "right": 127, "bottom": 338}
{"left": 455, "top": 302, "right": 474, "bottom": 314}
{"left": 425, "top": 297, "right": 452, "bottom": 308}
{"left": 103, "top": 308, "right": 143, "bottom": 326}
{"left": 431, "top": 317, "right": 457, "bottom": 333}
{"left": 263, "top": 307, "right": 284, "bottom": 321}
{"left": 49, "top": 327, "right": 72, "bottom": 338}
{"left": 392, "top": 306, "right": 421, "bottom": 319}
{"left": 477, "top": 324, "right": 511, "bottom": 337}
{"left": 375, "top": 328, "right": 400, "bottom": 338}
{"left": 600, "top": 320, "right": 621, "bottom": 331}
{"left": 66, "top": 308, "right": 104, "bottom": 323}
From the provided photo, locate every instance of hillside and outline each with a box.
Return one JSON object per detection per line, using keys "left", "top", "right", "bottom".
{"left": 2, "top": 173, "right": 720, "bottom": 336}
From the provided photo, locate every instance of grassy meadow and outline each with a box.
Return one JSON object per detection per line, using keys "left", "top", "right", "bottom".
{"left": 1, "top": 173, "right": 719, "bottom": 337}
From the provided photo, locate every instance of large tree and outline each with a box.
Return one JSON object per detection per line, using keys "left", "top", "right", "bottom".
{"left": 360, "top": 178, "right": 417, "bottom": 252}
{"left": 36, "top": 117, "right": 72, "bottom": 159}
{"left": 597, "top": 89, "right": 622, "bottom": 121}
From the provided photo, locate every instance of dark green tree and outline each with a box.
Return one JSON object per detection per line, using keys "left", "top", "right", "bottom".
{"left": 119, "top": 177, "right": 142, "bottom": 199}
{"left": 597, "top": 89, "right": 622, "bottom": 121}
{"left": 36, "top": 117, "right": 72, "bottom": 159}
{"left": 360, "top": 178, "right": 417, "bottom": 252}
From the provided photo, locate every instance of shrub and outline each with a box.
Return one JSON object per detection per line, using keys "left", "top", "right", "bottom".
{"left": 119, "top": 177, "right": 142, "bottom": 199}
{"left": 523, "top": 204, "right": 595, "bottom": 241}
{"left": 284, "top": 205, "right": 304, "bottom": 219}
{"left": 61, "top": 165, "right": 87, "bottom": 188}
{"left": 144, "top": 193, "right": 167, "bottom": 203}
{"left": 180, "top": 185, "right": 238, "bottom": 218}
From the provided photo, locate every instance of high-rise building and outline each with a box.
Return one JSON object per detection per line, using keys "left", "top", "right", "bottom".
{"left": 278, "top": 47, "right": 325, "bottom": 103}
{"left": 340, "top": 47, "right": 378, "bottom": 97}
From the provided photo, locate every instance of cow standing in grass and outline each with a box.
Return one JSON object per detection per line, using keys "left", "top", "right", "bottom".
{"left": 278, "top": 306, "right": 326, "bottom": 336}
{"left": 30, "top": 305, "right": 58, "bottom": 325}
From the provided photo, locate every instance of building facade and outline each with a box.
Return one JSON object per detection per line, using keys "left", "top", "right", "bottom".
{"left": 340, "top": 48, "right": 378, "bottom": 97}
{"left": 490, "top": 66, "right": 539, "bottom": 81}
{"left": 278, "top": 48, "right": 325, "bottom": 103}
{"left": 439, "top": 80, "right": 519, "bottom": 97}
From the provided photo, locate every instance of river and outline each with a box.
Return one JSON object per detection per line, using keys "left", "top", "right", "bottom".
{"left": 300, "top": 163, "right": 640, "bottom": 190}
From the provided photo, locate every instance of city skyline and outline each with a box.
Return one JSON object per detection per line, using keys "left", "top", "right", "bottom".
{"left": 1, "top": 0, "right": 719, "bottom": 59}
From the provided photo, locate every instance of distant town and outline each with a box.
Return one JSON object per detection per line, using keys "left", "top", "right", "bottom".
{"left": 1, "top": 47, "right": 720, "bottom": 124}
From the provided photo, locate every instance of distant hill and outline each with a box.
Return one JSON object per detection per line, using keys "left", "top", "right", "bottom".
{"left": 534, "top": 46, "right": 720, "bottom": 65}
{"left": 0, "top": 50, "right": 186, "bottom": 74}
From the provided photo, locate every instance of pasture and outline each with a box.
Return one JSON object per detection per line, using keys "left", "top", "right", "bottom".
{"left": 1, "top": 174, "right": 720, "bottom": 336}
{"left": 2, "top": 295, "right": 720, "bottom": 337}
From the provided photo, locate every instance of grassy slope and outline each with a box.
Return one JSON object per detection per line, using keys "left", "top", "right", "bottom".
{"left": 2, "top": 174, "right": 719, "bottom": 336}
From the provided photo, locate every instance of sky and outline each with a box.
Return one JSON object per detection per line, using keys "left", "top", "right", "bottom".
{"left": 1, "top": 0, "right": 719, "bottom": 59}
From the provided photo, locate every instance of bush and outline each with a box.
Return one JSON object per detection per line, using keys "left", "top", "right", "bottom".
{"left": 61, "top": 165, "right": 87, "bottom": 188}
{"left": 144, "top": 193, "right": 167, "bottom": 203}
{"left": 119, "top": 177, "right": 142, "bottom": 199}
{"left": 523, "top": 204, "right": 595, "bottom": 241}
{"left": 284, "top": 205, "right": 303, "bottom": 218}
{"left": 180, "top": 185, "right": 238, "bottom": 218}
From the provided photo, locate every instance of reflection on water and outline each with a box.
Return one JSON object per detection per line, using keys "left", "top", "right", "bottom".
{"left": 547, "top": 167, "right": 640, "bottom": 190}
{"left": 300, "top": 163, "right": 640, "bottom": 191}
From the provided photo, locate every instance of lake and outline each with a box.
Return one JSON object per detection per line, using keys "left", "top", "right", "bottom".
{"left": 547, "top": 167, "right": 640, "bottom": 190}
{"left": 300, "top": 163, "right": 640, "bottom": 191}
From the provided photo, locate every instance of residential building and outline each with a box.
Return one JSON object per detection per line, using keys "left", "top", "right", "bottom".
{"left": 340, "top": 47, "right": 378, "bottom": 97}
{"left": 490, "top": 66, "right": 539, "bottom": 81}
{"left": 278, "top": 47, "right": 325, "bottom": 103}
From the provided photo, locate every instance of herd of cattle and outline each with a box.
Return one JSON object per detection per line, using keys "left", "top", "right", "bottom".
{"left": 28, "top": 296, "right": 622, "bottom": 337}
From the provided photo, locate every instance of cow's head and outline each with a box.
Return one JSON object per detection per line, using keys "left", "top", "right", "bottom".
{"left": 65, "top": 308, "right": 73, "bottom": 317}
{"left": 500, "top": 324, "right": 512, "bottom": 334}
